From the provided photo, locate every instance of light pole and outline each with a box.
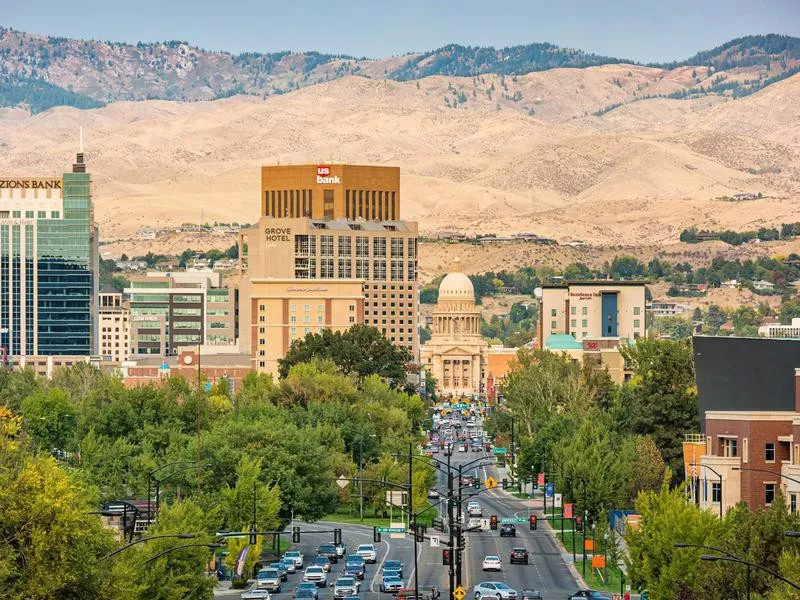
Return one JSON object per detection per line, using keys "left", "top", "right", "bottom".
{"left": 154, "top": 463, "right": 211, "bottom": 516}
{"left": 701, "top": 554, "right": 800, "bottom": 593}
{"left": 148, "top": 460, "right": 195, "bottom": 522}
{"left": 691, "top": 462, "right": 723, "bottom": 519}
{"left": 143, "top": 542, "right": 223, "bottom": 565}
{"left": 675, "top": 543, "right": 750, "bottom": 600}
{"left": 98, "top": 533, "right": 196, "bottom": 561}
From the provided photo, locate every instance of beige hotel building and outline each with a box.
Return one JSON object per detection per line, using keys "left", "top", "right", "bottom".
{"left": 238, "top": 164, "right": 418, "bottom": 376}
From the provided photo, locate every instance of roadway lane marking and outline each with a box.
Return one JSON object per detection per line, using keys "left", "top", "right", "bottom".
{"left": 405, "top": 534, "right": 423, "bottom": 590}
{"left": 370, "top": 538, "right": 392, "bottom": 592}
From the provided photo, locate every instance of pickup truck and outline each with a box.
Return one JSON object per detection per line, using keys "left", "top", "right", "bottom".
{"left": 318, "top": 543, "right": 339, "bottom": 563}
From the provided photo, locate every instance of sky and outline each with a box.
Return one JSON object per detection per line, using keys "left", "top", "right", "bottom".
{"left": 1, "top": 0, "right": 799, "bottom": 63}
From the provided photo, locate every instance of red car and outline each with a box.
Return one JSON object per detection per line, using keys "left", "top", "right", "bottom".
{"left": 510, "top": 547, "right": 529, "bottom": 565}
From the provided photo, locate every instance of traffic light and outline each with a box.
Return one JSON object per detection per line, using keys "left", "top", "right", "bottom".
{"left": 292, "top": 526, "right": 301, "bottom": 543}
{"left": 373, "top": 527, "right": 382, "bottom": 543}
{"left": 490, "top": 515, "right": 498, "bottom": 530}
{"left": 334, "top": 528, "right": 342, "bottom": 545}
{"left": 442, "top": 549, "right": 451, "bottom": 565}
{"left": 433, "top": 518, "right": 444, "bottom": 532}
{"left": 502, "top": 478, "right": 508, "bottom": 490}
{"left": 529, "top": 515, "right": 538, "bottom": 531}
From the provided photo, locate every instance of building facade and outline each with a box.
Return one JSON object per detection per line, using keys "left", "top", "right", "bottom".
{"left": 125, "top": 271, "right": 236, "bottom": 357}
{"left": 247, "top": 279, "right": 364, "bottom": 374}
{"left": 98, "top": 287, "right": 129, "bottom": 363}
{"left": 421, "top": 260, "right": 487, "bottom": 397}
{"left": 759, "top": 318, "right": 800, "bottom": 339}
{"left": 537, "top": 281, "right": 646, "bottom": 345}
{"left": 0, "top": 152, "right": 98, "bottom": 356}
{"left": 261, "top": 164, "right": 400, "bottom": 222}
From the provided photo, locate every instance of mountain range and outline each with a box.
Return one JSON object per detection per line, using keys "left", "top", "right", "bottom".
{"left": 1, "top": 27, "right": 799, "bottom": 112}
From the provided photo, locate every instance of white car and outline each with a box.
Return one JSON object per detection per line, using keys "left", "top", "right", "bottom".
{"left": 468, "top": 517, "right": 483, "bottom": 531}
{"left": 355, "top": 544, "right": 377, "bottom": 563}
{"left": 482, "top": 556, "right": 502, "bottom": 572}
{"left": 333, "top": 576, "right": 360, "bottom": 599}
{"left": 428, "top": 489, "right": 440, "bottom": 500}
{"left": 284, "top": 550, "right": 304, "bottom": 568}
{"left": 242, "top": 584, "right": 271, "bottom": 599}
{"left": 473, "top": 582, "right": 517, "bottom": 600}
{"left": 467, "top": 503, "right": 483, "bottom": 517}
{"left": 303, "top": 566, "right": 328, "bottom": 588}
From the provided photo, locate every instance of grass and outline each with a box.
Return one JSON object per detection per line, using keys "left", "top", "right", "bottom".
{"left": 574, "top": 560, "right": 636, "bottom": 595}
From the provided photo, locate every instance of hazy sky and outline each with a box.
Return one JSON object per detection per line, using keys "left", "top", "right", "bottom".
{"left": 1, "top": 0, "right": 798, "bottom": 63}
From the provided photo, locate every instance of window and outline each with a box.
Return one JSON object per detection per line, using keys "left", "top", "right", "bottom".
{"left": 551, "top": 309, "right": 557, "bottom": 317}
{"left": 356, "top": 236, "right": 369, "bottom": 257}
{"left": 721, "top": 437, "right": 738, "bottom": 458}
{"left": 25, "top": 211, "right": 33, "bottom": 218}
{"left": 37, "top": 211, "right": 46, "bottom": 218}
{"left": 582, "top": 306, "right": 588, "bottom": 315}
{"left": 571, "top": 306, "right": 576, "bottom": 315}
{"left": 304, "top": 304, "right": 310, "bottom": 311}
{"left": 571, "top": 319, "right": 576, "bottom": 328}
{"left": 290, "top": 304, "right": 297, "bottom": 311}
{"left": 51, "top": 211, "right": 60, "bottom": 218}
{"left": 634, "top": 306, "right": 641, "bottom": 315}
{"left": 338, "top": 236, "right": 352, "bottom": 256}
{"left": 634, "top": 319, "right": 640, "bottom": 328}
{"left": 323, "top": 190, "right": 334, "bottom": 219}
{"left": 318, "top": 304, "right": 324, "bottom": 311}
{"left": 320, "top": 235, "right": 334, "bottom": 257}
{"left": 391, "top": 259, "right": 403, "bottom": 281}
{"left": 339, "top": 258, "right": 352, "bottom": 278}
{"left": 391, "top": 238, "right": 404, "bottom": 258}
{"left": 792, "top": 494, "right": 797, "bottom": 514}
{"left": 766, "top": 483, "right": 776, "bottom": 505}
{"left": 373, "top": 237, "right": 386, "bottom": 257}
{"left": 356, "top": 258, "right": 369, "bottom": 279}
{"left": 12, "top": 211, "right": 20, "bottom": 218}
{"left": 711, "top": 482, "right": 721, "bottom": 504}
{"left": 551, "top": 320, "right": 557, "bottom": 330}
{"left": 582, "top": 319, "right": 588, "bottom": 327}
{"left": 765, "top": 443, "right": 776, "bottom": 462}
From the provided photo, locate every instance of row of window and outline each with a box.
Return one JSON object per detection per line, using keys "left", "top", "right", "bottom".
{"left": 345, "top": 190, "right": 397, "bottom": 221}
{"left": 294, "top": 257, "right": 417, "bottom": 281}
{"left": 0, "top": 210, "right": 60, "bottom": 219}
{"left": 554, "top": 305, "right": 643, "bottom": 317}
{"left": 294, "top": 235, "right": 416, "bottom": 259}
{"left": 265, "top": 189, "right": 313, "bottom": 218}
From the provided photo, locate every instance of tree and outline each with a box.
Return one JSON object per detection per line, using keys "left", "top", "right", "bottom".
{"left": 563, "top": 262, "right": 593, "bottom": 281}
{"left": 627, "top": 476, "right": 722, "bottom": 599}
{"left": 609, "top": 256, "right": 645, "bottom": 279}
{"left": 621, "top": 339, "right": 699, "bottom": 481}
{"left": 220, "top": 455, "right": 281, "bottom": 532}
{"left": 626, "top": 436, "right": 667, "bottom": 503}
{"left": 20, "top": 387, "right": 76, "bottom": 452}
{"left": 0, "top": 407, "right": 136, "bottom": 600}
{"left": 780, "top": 298, "right": 800, "bottom": 325}
{"left": 278, "top": 325, "right": 411, "bottom": 382}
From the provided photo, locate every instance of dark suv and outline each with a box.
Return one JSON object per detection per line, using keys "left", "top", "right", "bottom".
{"left": 510, "top": 547, "right": 529, "bottom": 565}
{"left": 500, "top": 523, "right": 516, "bottom": 537}
{"left": 318, "top": 544, "right": 339, "bottom": 563}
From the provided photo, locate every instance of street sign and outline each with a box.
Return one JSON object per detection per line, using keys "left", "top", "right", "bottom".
{"left": 430, "top": 535, "right": 440, "bottom": 548}
{"left": 501, "top": 517, "right": 527, "bottom": 524}
{"left": 484, "top": 476, "right": 498, "bottom": 489}
{"left": 336, "top": 475, "right": 349, "bottom": 489}
{"left": 545, "top": 482, "right": 554, "bottom": 497}
{"left": 376, "top": 526, "right": 406, "bottom": 533}
{"left": 454, "top": 586, "right": 466, "bottom": 600}
{"left": 492, "top": 447, "right": 507, "bottom": 455}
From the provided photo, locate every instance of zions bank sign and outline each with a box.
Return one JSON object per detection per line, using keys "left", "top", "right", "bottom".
{"left": 0, "top": 178, "right": 62, "bottom": 189}
{"left": 316, "top": 166, "right": 341, "bottom": 185}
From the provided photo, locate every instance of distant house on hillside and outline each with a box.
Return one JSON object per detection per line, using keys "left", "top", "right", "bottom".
{"left": 721, "top": 279, "right": 741, "bottom": 289}
{"left": 754, "top": 280, "right": 775, "bottom": 292}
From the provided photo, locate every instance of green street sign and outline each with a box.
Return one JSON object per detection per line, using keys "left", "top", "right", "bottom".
{"left": 500, "top": 517, "right": 515, "bottom": 523}
{"left": 377, "top": 527, "right": 406, "bottom": 533}
{"left": 500, "top": 517, "right": 528, "bottom": 524}
{"left": 493, "top": 447, "right": 507, "bottom": 455}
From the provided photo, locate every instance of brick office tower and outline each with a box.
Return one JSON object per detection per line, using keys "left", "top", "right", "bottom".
{"left": 238, "top": 164, "right": 418, "bottom": 376}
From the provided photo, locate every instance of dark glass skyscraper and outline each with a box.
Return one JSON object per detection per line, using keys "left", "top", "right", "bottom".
{"left": 0, "top": 152, "right": 98, "bottom": 356}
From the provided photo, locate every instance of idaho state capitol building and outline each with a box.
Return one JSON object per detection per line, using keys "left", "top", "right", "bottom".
{"left": 420, "top": 260, "right": 488, "bottom": 397}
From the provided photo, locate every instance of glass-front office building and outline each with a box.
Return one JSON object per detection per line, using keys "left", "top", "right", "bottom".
{"left": 0, "top": 153, "right": 98, "bottom": 356}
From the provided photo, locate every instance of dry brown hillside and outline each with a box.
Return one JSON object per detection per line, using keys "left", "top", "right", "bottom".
{"left": 0, "top": 69, "right": 798, "bottom": 249}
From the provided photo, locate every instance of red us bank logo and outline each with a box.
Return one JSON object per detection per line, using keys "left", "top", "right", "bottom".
{"left": 316, "top": 165, "right": 340, "bottom": 184}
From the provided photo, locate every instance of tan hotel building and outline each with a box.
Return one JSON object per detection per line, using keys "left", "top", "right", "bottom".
{"left": 239, "top": 164, "right": 418, "bottom": 376}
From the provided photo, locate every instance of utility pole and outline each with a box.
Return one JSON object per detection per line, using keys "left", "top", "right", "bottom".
{"left": 359, "top": 437, "right": 364, "bottom": 522}
{"left": 196, "top": 344, "right": 201, "bottom": 495}
{"left": 456, "top": 463, "right": 463, "bottom": 587}
{"left": 447, "top": 451, "right": 454, "bottom": 600}
{"left": 409, "top": 441, "right": 419, "bottom": 600}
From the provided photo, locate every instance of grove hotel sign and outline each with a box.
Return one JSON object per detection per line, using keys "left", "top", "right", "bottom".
{"left": 0, "top": 178, "right": 62, "bottom": 189}
{"left": 316, "top": 165, "right": 341, "bottom": 185}
{"left": 264, "top": 227, "right": 291, "bottom": 242}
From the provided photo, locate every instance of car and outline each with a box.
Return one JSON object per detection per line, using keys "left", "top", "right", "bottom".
{"left": 345, "top": 554, "right": 366, "bottom": 566}
{"left": 242, "top": 583, "right": 271, "bottom": 599}
{"left": 382, "top": 569, "right": 402, "bottom": 581}
{"left": 509, "top": 548, "right": 529, "bottom": 565}
{"left": 520, "top": 591, "right": 542, "bottom": 600}
{"left": 303, "top": 566, "right": 328, "bottom": 588}
{"left": 472, "top": 444, "right": 482, "bottom": 452}
{"left": 467, "top": 502, "right": 482, "bottom": 517}
{"left": 257, "top": 569, "right": 282, "bottom": 592}
{"left": 482, "top": 556, "right": 502, "bottom": 572}
{"left": 295, "top": 591, "right": 316, "bottom": 600}
{"left": 473, "top": 582, "right": 517, "bottom": 600}
{"left": 313, "top": 555, "right": 332, "bottom": 572}
{"left": 355, "top": 544, "right": 377, "bottom": 563}
{"left": 344, "top": 560, "right": 366, "bottom": 580}
{"left": 500, "top": 524, "right": 516, "bottom": 537}
{"left": 380, "top": 575, "right": 404, "bottom": 593}
{"left": 295, "top": 582, "right": 319, "bottom": 599}
{"left": 335, "top": 542, "right": 348, "bottom": 558}
{"left": 343, "top": 596, "right": 361, "bottom": 600}
{"left": 384, "top": 560, "right": 404, "bottom": 578}
{"left": 333, "top": 576, "right": 360, "bottom": 599}
{"left": 281, "top": 558, "right": 298, "bottom": 574}
{"left": 318, "top": 543, "right": 339, "bottom": 563}
{"left": 284, "top": 550, "right": 305, "bottom": 568}
{"left": 270, "top": 562, "right": 288, "bottom": 580}
{"left": 468, "top": 517, "right": 483, "bottom": 531}
{"left": 428, "top": 489, "right": 440, "bottom": 500}
{"left": 458, "top": 443, "right": 468, "bottom": 452}
{"left": 568, "top": 592, "right": 611, "bottom": 600}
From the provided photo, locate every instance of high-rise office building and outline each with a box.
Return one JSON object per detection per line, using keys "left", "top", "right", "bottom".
{"left": 238, "top": 164, "right": 418, "bottom": 376}
{"left": 0, "top": 151, "right": 98, "bottom": 356}
{"left": 98, "top": 287, "right": 130, "bottom": 363}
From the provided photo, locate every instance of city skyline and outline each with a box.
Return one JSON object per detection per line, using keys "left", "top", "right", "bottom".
{"left": 2, "top": 0, "right": 799, "bottom": 63}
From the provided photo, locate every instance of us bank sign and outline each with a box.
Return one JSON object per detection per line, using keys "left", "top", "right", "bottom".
{"left": 316, "top": 166, "right": 341, "bottom": 185}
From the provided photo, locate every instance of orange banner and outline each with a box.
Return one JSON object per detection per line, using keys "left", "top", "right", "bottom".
{"left": 592, "top": 555, "right": 606, "bottom": 568}
{"left": 584, "top": 539, "right": 595, "bottom": 551}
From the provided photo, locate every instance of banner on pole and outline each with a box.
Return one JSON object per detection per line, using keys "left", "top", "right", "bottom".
{"left": 564, "top": 503, "right": 573, "bottom": 519}
{"left": 234, "top": 545, "right": 250, "bottom": 578}
{"left": 537, "top": 473, "right": 545, "bottom": 486}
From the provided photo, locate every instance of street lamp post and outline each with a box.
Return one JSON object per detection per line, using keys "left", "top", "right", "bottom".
{"left": 582, "top": 509, "right": 588, "bottom": 578}
{"left": 143, "top": 542, "right": 223, "bottom": 565}
{"left": 98, "top": 533, "right": 196, "bottom": 561}
{"left": 675, "top": 543, "right": 750, "bottom": 600}
{"left": 691, "top": 462, "right": 723, "bottom": 519}
{"left": 155, "top": 463, "right": 211, "bottom": 516}
{"left": 148, "top": 460, "right": 195, "bottom": 523}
